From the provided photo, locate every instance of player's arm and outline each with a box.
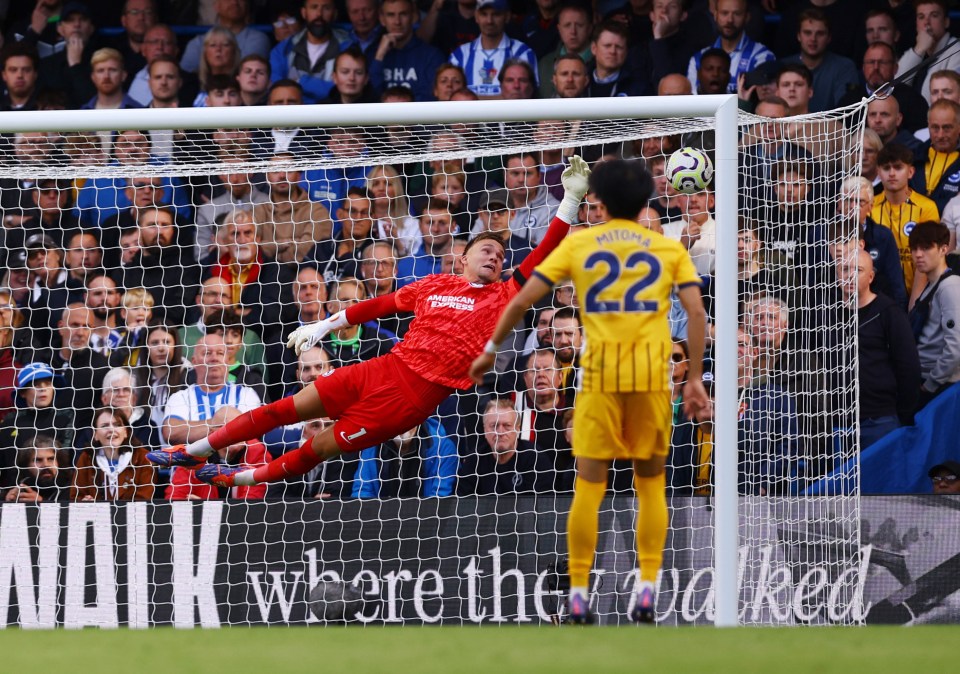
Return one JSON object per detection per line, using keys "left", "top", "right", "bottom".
{"left": 287, "top": 293, "right": 401, "bottom": 355}
{"left": 678, "top": 283, "right": 709, "bottom": 418}
{"left": 510, "top": 156, "right": 590, "bottom": 290}
{"left": 469, "top": 274, "right": 555, "bottom": 383}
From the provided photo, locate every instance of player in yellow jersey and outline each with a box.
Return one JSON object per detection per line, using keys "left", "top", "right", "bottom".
{"left": 872, "top": 143, "right": 940, "bottom": 302}
{"left": 469, "top": 159, "right": 708, "bottom": 624}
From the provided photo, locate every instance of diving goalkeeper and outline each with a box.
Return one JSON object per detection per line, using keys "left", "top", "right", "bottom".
{"left": 146, "top": 157, "right": 593, "bottom": 489}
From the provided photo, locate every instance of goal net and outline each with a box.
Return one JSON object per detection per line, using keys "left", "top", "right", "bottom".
{"left": 0, "top": 97, "right": 866, "bottom": 627}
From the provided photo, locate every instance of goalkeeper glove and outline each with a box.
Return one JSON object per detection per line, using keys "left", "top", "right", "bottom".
{"left": 286, "top": 311, "right": 349, "bottom": 355}
{"left": 557, "top": 155, "right": 591, "bottom": 224}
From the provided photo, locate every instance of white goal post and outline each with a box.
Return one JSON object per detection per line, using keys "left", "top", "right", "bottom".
{"left": 0, "top": 95, "right": 864, "bottom": 627}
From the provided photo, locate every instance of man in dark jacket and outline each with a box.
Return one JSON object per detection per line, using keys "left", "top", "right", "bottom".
{"left": 48, "top": 304, "right": 109, "bottom": 430}
{"left": 910, "top": 99, "right": 960, "bottom": 213}
{"left": 844, "top": 249, "right": 920, "bottom": 447}
{"left": 109, "top": 206, "right": 199, "bottom": 327}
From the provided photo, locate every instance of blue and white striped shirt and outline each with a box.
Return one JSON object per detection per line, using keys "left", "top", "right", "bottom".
{"left": 162, "top": 383, "right": 261, "bottom": 447}
{"left": 687, "top": 34, "right": 774, "bottom": 95}
{"left": 451, "top": 35, "right": 538, "bottom": 98}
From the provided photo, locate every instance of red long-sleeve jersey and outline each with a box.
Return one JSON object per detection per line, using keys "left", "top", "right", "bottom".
{"left": 345, "top": 216, "right": 570, "bottom": 389}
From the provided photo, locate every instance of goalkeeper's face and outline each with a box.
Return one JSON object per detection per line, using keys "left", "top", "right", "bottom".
{"left": 462, "top": 239, "right": 505, "bottom": 284}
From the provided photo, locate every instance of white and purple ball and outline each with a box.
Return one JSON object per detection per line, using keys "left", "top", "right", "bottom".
{"left": 666, "top": 147, "right": 714, "bottom": 193}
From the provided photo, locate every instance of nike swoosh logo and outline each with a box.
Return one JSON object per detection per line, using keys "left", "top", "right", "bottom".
{"left": 339, "top": 428, "right": 368, "bottom": 444}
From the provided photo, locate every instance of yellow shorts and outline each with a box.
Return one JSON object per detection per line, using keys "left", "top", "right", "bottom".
{"left": 571, "top": 390, "right": 671, "bottom": 461}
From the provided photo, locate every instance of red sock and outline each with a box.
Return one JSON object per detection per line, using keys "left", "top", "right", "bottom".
{"left": 207, "top": 396, "right": 300, "bottom": 450}
{"left": 252, "top": 436, "right": 325, "bottom": 483}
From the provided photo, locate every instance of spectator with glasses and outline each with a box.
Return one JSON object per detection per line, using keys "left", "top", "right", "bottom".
{"left": 929, "top": 460, "right": 960, "bottom": 494}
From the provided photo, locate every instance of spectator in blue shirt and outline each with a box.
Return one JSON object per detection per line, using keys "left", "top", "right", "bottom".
{"left": 370, "top": 0, "right": 445, "bottom": 101}
{"left": 301, "top": 127, "right": 373, "bottom": 218}
{"left": 269, "top": 0, "right": 350, "bottom": 104}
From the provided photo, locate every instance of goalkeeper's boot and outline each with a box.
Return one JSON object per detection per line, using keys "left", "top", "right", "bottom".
{"left": 146, "top": 445, "right": 207, "bottom": 469}
{"left": 196, "top": 464, "right": 246, "bottom": 488}
{"left": 567, "top": 592, "right": 594, "bottom": 625}
{"left": 630, "top": 584, "right": 656, "bottom": 624}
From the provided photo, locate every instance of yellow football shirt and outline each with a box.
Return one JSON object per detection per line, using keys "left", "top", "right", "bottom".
{"left": 534, "top": 219, "right": 701, "bottom": 393}
{"left": 871, "top": 191, "right": 940, "bottom": 294}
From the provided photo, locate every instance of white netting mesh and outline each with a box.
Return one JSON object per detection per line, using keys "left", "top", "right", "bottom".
{"left": 0, "top": 100, "right": 866, "bottom": 626}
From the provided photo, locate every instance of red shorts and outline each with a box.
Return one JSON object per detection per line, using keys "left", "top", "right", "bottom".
{"left": 314, "top": 352, "right": 454, "bottom": 452}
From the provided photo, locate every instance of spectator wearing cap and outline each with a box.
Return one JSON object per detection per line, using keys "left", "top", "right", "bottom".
{"left": 49, "top": 303, "right": 110, "bottom": 430}
{"left": 451, "top": 0, "right": 537, "bottom": 99}
{"left": 3, "top": 435, "right": 72, "bottom": 503}
{"left": 0, "top": 364, "right": 75, "bottom": 489}
{"left": 269, "top": 0, "right": 350, "bottom": 105}
{"left": 36, "top": 4, "right": 104, "bottom": 109}
{"left": 180, "top": 0, "right": 271, "bottom": 75}
{"left": 369, "top": 0, "right": 445, "bottom": 102}
{"left": 779, "top": 9, "right": 859, "bottom": 113}
{"left": 0, "top": 42, "right": 41, "bottom": 112}
{"left": 472, "top": 188, "right": 531, "bottom": 270}
{"left": 929, "top": 460, "right": 960, "bottom": 494}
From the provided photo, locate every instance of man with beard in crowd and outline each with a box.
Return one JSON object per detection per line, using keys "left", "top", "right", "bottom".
{"left": 3, "top": 435, "right": 71, "bottom": 503}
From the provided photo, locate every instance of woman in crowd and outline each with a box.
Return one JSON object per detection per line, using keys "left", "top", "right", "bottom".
{"left": 140, "top": 325, "right": 186, "bottom": 432}
{"left": 197, "top": 27, "right": 241, "bottom": 97}
{"left": 72, "top": 407, "right": 155, "bottom": 502}
{"left": 432, "top": 64, "right": 467, "bottom": 102}
{"left": 368, "top": 165, "right": 421, "bottom": 257}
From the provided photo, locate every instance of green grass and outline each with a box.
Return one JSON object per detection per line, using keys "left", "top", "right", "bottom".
{"left": 0, "top": 626, "right": 955, "bottom": 674}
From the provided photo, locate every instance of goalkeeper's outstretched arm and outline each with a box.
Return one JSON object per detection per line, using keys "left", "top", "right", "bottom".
{"left": 287, "top": 293, "right": 401, "bottom": 355}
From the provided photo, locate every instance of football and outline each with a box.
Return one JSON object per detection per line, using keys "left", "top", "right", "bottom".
{"left": 666, "top": 147, "right": 714, "bottom": 193}
{"left": 308, "top": 580, "right": 365, "bottom": 622}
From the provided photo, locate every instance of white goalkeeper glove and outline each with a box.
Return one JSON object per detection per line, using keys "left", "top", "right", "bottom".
{"left": 286, "top": 311, "right": 349, "bottom": 355}
{"left": 557, "top": 155, "right": 591, "bottom": 224}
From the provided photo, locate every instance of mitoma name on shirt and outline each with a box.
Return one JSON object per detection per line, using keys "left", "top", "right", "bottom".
{"left": 428, "top": 294, "right": 476, "bottom": 311}
{"left": 595, "top": 228, "right": 652, "bottom": 248}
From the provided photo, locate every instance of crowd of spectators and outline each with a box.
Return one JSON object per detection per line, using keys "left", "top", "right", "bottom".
{"left": 0, "top": 0, "right": 959, "bottom": 501}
